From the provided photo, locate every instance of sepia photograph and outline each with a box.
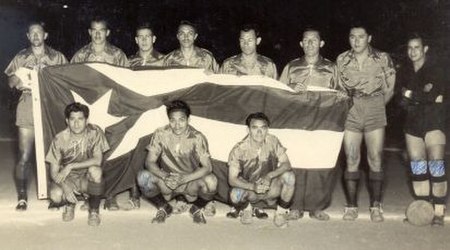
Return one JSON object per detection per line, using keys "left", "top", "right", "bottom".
{"left": 0, "top": 0, "right": 449, "bottom": 249}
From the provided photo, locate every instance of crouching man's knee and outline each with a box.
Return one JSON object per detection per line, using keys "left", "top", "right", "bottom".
{"left": 281, "top": 171, "right": 295, "bottom": 187}
{"left": 230, "top": 188, "right": 246, "bottom": 204}
{"left": 137, "top": 170, "right": 158, "bottom": 196}
{"left": 88, "top": 166, "right": 102, "bottom": 183}
{"left": 202, "top": 174, "right": 218, "bottom": 194}
{"left": 50, "top": 185, "right": 64, "bottom": 203}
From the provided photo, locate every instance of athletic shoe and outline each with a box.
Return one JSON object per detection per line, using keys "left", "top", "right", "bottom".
{"left": 287, "top": 209, "right": 304, "bottom": 220}
{"left": 88, "top": 210, "right": 101, "bottom": 226}
{"left": 253, "top": 207, "right": 269, "bottom": 219}
{"left": 309, "top": 210, "right": 330, "bottom": 221}
{"left": 343, "top": 207, "right": 358, "bottom": 221}
{"left": 240, "top": 205, "right": 253, "bottom": 225}
{"left": 172, "top": 200, "right": 190, "bottom": 214}
{"left": 62, "top": 204, "right": 75, "bottom": 222}
{"left": 15, "top": 199, "right": 28, "bottom": 211}
{"left": 226, "top": 207, "right": 241, "bottom": 219}
{"left": 190, "top": 205, "right": 207, "bottom": 224}
{"left": 369, "top": 205, "right": 384, "bottom": 223}
{"left": 122, "top": 197, "right": 141, "bottom": 211}
{"left": 104, "top": 197, "right": 120, "bottom": 211}
{"left": 273, "top": 210, "right": 289, "bottom": 228}
{"left": 152, "top": 204, "right": 173, "bottom": 224}
{"left": 80, "top": 201, "right": 89, "bottom": 211}
{"left": 204, "top": 201, "right": 216, "bottom": 217}
{"left": 431, "top": 215, "right": 445, "bottom": 227}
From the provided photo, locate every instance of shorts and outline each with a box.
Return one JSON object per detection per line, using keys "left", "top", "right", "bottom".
{"left": 64, "top": 170, "right": 89, "bottom": 194}
{"left": 16, "top": 92, "right": 34, "bottom": 128}
{"left": 345, "top": 95, "right": 386, "bottom": 132}
{"left": 404, "top": 104, "right": 446, "bottom": 140}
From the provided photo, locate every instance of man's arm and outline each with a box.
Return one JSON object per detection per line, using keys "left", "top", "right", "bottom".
{"left": 263, "top": 153, "right": 291, "bottom": 181}
{"left": 228, "top": 162, "right": 254, "bottom": 191}
{"left": 146, "top": 153, "right": 169, "bottom": 179}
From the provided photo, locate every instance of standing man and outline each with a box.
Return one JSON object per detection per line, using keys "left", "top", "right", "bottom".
{"left": 163, "top": 20, "right": 219, "bottom": 73}
{"left": 279, "top": 27, "right": 342, "bottom": 221}
{"left": 337, "top": 23, "right": 396, "bottom": 222}
{"left": 47, "top": 103, "right": 109, "bottom": 226}
{"left": 128, "top": 23, "right": 165, "bottom": 67}
{"left": 71, "top": 16, "right": 128, "bottom": 210}
{"left": 220, "top": 24, "right": 277, "bottom": 79}
{"left": 71, "top": 16, "right": 129, "bottom": 67}
{"left": 137, "top": 100, "right": 218, "bottom": 224}
{"left": 4, "top": 21, "right": 68, "bottom": 211}
{"left": 228, "top": 112, "right": 295, "bottom": 227}
{"left": 398, "top": 34, "right": 447, "bottom": 226}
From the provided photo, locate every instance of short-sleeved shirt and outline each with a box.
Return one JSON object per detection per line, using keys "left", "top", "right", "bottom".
{"left": 336, "top": 46, "right": 395, "bottom": 97}
{"left": 45, "top": 124, "right": 110, "bottom": 173}
{"left": 162, "top": 46, "right": 219, "bottom": 73}
{"left": 5, "top": 45, "right": 68, "bottom": 128}
{"left": 128, "top": 49, "right": 165, "bottom": 67}
{"left": 5, "top": 45, "right": 68, "bottom": 76}
{"left": 71, "top": 42, "right": 129, "bottom": 67}
{"left": 228, "top": 134, "right": 290, "bottom": 182}
{"left": 279, "top": 56, "right": 338, "bottom": 90}
{"left": 147, "top": 125, "right": 211, "bottom": 174}
{"left": 220, "top": 53, "right": 278, "bottom": 79}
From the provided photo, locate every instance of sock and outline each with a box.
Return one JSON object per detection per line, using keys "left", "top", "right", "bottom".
{"left": 193, "top": 197, "right": 209, "bottom": 209}
{"left": 148, "top": 193, "right": 168, "bottom": 209}
{"left": 88, "top": 195, "right": 101, "bottom": 211}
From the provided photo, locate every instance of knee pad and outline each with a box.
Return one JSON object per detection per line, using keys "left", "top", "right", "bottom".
{"left": 429, "top": 160, "right": 446, "bottom": 182}
{"left": 281, "top": 171, "right": 296, "bottom": 186}
{"left": 230, "top": 188, "right": 245, "bottom": 204}
{"left": 369, "top": 171, "right": 384, "bottom": 181}
{"left": 344, "top": 171, "right": 360, "bottom": 181}
{"left": 410, "top": 160, "right": 428, "bottom": 181}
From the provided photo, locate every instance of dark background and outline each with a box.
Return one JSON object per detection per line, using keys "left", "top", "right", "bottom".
{"left": 1, "top": 0, "right": 449, "bottom": 145}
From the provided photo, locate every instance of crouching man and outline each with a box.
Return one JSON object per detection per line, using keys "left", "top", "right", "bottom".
{"left": 228, "top": 112, "right": 295, "bottom": 227}
{"left": 137, "top": 100, "right": 217, "bottom": 224}
{"left": 46, "top": 103, "right": 109, "bottom": 226}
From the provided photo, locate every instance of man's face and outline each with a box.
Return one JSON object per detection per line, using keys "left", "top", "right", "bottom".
{"left": 300, "top": 31, "right": 323, "bottom": 57}
{"left": 66, "top": 111, "right": 88, "bottom": 135}
{"left": 169, "top": 110, "right": 189, "bottom": 135}
{"left": 27, "top": 24, "right": 47, "bottom": 47}
{"left": 407, "top": 38, "right": 428, "bottom": 63}
{"left": 177, "top": 24, "right": 197, "bottom": 48}
{"left": 239, "top": 30, "right": 260, "bottom": 55}
{"left": 88, "top": 21, "right": 110, "bottom": 45}
{"left": 248, "top": 119, "right": 268, "bottom": 144}
{"left": 349, "top": 27, "right": 371, "bottom": 54}
{"left": 135, "top": 28, "right": 155, "bottom": 52}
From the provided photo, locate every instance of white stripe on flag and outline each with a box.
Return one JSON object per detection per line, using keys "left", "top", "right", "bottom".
{"left": 109, "top": 107, "right": 343, "bottom": 169}
{"left": 87, "top": 64, "right": 299, "bottom": 95}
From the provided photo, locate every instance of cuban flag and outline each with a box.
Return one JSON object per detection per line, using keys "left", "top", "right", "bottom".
{"left": 20, "top": 63, "right": 350, "bottom": 199}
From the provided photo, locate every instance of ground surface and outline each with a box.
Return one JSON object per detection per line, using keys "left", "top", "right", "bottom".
{"left": 0, "top": 106, "right": 449, "bottom": 250}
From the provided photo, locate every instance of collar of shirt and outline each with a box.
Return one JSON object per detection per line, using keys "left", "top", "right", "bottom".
{"left": 22, "top": 45, "right": 58, "bottom": 60}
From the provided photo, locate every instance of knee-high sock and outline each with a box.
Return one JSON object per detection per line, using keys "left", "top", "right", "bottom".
{"left": 344, "top": 171, "right": 360, "bottom": 207}
{"left": 369, "top": 171, "right": 384, "bottom": 206}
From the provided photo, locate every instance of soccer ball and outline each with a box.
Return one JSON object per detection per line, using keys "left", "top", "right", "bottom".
{"left": 405, "top": 200, "right": 434, "bottom": 226}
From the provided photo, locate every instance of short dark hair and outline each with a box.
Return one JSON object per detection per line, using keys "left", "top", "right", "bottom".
{"left": 27, "top": 21, "right": 46, "bottom": 32}
{"left": 245, "top": 112, "right": 270, "bottom": 127}
{"left": 136, "top": 22, "right": 154, "bottom": 35}
{"left": 349, "top": 21, "right": 372, "bottom": 36}
{"left": 166, "top": 100, "right": 191, "bottom": 118}
{"left": 407, "top": 32, "right": 428, "bottom": 47}
{"left": 178, "top": 20, "right": 197, "bottom": 33}
{"left": 240, "top": 23, "right": 260, "bottom": 37}
{"left": 302, "top": 26, "right": 322, "bottom": 40}
{"left": 90, "top": 16, "right": 109, "bottom": 29}
{"left": 65, "top": 102, "right": 90, "bottom": 119}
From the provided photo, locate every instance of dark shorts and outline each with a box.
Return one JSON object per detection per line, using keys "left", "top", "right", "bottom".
{"left": 345, "top": 95, "right": 386, "bottom": 132}
{"left": 16, "top": 92, "right": 33, "bottom": 128}
{"left": 404, "top": 104, "right": 446, "bottom": 139}
{"left": 64, "top": 171, "right": 89, "bottom": 194}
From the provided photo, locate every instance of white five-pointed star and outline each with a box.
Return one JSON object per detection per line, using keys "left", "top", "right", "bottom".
{"left": 71, "top": 89, "right": 126, "bottom": 131}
